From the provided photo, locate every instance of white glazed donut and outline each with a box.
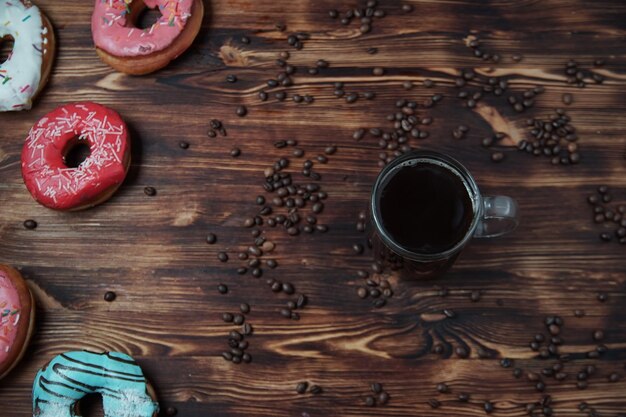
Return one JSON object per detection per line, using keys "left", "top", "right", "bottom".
{"left": 0, "top": 0, "right": 55, "bottom": 112}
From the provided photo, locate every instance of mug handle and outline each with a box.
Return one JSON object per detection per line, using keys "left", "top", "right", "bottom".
{"left": 474, "top": 196, "right": 519, "bottom": 238}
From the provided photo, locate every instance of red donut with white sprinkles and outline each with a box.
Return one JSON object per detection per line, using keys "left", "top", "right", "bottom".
{"left": 21, "top": 102, "right": 131, "bottom": 211}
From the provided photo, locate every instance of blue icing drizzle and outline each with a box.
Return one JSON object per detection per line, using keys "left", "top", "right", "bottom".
{"left": 32, "top": 351, "right": 159, "bottom": 417}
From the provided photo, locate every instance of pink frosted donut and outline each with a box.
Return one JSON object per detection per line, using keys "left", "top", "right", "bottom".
{"left": 21, "top": 102, "right": 131, "bottom": 211}
{"left": 0, "top": 264, "right": 35, "bottom": 380}
{"left": 91, "top": 0, "right": 204, "bottom": 75}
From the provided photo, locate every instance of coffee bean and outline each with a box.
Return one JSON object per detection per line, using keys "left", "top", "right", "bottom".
{"left": 562, "top": 93, "right": 573, "bottom": 105}
{"left": 491, "top": 152, "right": 504, "bottom": 162}
{"left": 600, "top": 232, "right": 612, "bottom": 242}
{"left": 443, "top": 309, "right": 456, "bottom": 318}
{"left": 484, "top": 401, "right": 494, "bottom": 413}
{"left": 226, "top": 74, "right": 237, "bottom": 83}
{"left": 103, "top": 291, "right": 116, "bottom": 302}
{"left": 296, "top": 382, "right": 308, "bottom": 394}
{"left": 500, "top": 358, "right": 513, "bottom": 368}
{"left": 428, "top": 399, "right": 440, "bottom": 409}
{"left": 597, "top": 292, "right": 608, "bottom": 302}
{"left": 232, "top": 314, "right": 244, "bottom": 326}
{"left": 179, "top": 141, "right": 189, "bottom": 149}
{"left": 357, "top": 287, "right": 368, "bottom": 299}
{"left": 608, "top": 373, "right": 621, "bottom": 382}
{"left": 592, "top": 329, "right": 605, "bottom": 341}
{"left": 365, "top": 396, "right": 375, "bottom": 406}
{"left": 346, "top": 93, "right": 359, "bottom": 103}
{"left": 23, "top": 219, "right": 37, "bottom": 229}
{"left": 378, "top": 392, "right": 389, "bottom": 405}
{"left": 143, "top": 186, "right": 157, "bottom": 197}
{"left": 548, "top": 324, "right": 560, "bottom": 335}
{"left": 236, "top": 106, "right": 247, "bottom": 117}
{"left": 372, "top": 67, "right": 385, "bottom": 76}
{"left": 218, "top": 252, "right": 229, "bottom": 262}
{"left": 353, "top": 128, "right": 366, "bottom": 140}
{"left": 217, "top": 284, "right": 228, "bottom": 295}
{"left": 204, "top": 233, "right": 218, "bottom": 244}
{"left": 281, "top": 282, "right": 294, "bottom": 294}
{"left": 370, "top": 382, "right": 383, "bottom": 394}
{"left": 436, "top": 383, "right": 449, "bottom": 393}
{"left": 373, "top": 299, "right": 386, "bottom": 308}
{"left": 455, "top": 346, "right": 469, "bottom": 358}
{"left": 309, "top": 385, "right": 323, "bottom": 395}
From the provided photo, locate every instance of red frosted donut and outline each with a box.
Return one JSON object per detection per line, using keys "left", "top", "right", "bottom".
{"left": 21, "top": 102, "right": 131, "bottom": 211}
{"left": 91, "top": 0, "right": 204, "bottom": 75}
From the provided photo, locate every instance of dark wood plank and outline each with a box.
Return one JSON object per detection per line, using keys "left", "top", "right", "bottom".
{"left": 1, "top": 0, "right": 625, "bottom": 416}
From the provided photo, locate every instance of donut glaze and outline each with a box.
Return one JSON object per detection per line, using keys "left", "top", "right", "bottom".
{"left": 0, "top": 0, "right": 46, "bottom": 111}
{"left": 92, "top": 0, "right": 194, "bottom": 57}
{"left": 21, "top": 102, "right": 130, "bottom": 211}
{"left": 33, "top": 351, "right": 159, "bottom": 417}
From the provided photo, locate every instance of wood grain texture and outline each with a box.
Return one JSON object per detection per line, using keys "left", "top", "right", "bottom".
{"left": 1, "top": 0, "right": 626, "bottom": 416}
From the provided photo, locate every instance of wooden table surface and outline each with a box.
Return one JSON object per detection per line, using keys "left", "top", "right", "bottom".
{"left": 1, "top": 0, "right": 625, "bottom": 416}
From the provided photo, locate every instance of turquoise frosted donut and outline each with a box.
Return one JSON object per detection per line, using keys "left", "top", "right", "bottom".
{"left": 32, "top": 351, "right": 159, "bottom": 417}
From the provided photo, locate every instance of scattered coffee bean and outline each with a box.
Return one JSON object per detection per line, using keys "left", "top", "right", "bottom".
{"left": 144, "top": 187, "right": 157, "bottom": 196}
{"left": 236, "top": 106, "right": 247, "bottom": 117}
{"left": 296, "top": 382, "right": 308, "bottom": 394}
{"left": 104, "top": 291, "right": 116, "bottom": 302}
{"left": 491, "top": 152, "right": 504, "bottom": 162}
{"left": 309, "top": 385, "right": 323, "bottom": 395}
{"left": 436, "top": 383, "right": 449, "bottom": 393}
{"left": 562, "top": 93, "right": 573, "bottom": 105}
{"left": 428, "top": 399, "right": 440, "bottom": 409}
{"left": 23, "top": 219, "right": 37, "bottom": 229}
{"left": 455, "top": 346, "right": 469, "bottom": 358}
{"left": 206, "top": 233, "right": 217, "bottom": 244}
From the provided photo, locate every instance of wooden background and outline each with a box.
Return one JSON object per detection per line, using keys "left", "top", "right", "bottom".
{"left": 1, "top": 0, "right": 625, "bottom": 416}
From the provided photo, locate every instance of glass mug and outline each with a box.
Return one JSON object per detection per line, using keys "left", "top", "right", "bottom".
{"left": 369, "top": 150, "right": 519, "bottom": 278}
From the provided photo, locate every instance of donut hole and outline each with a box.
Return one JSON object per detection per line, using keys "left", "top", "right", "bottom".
{"left": 0, "top": 35, "right": 15, "bottom": 65}
{"left": 63, "top": 139, "right": 92, "bottom": 169}
{"left": 134, "top": 2, "right": 164, "bottom": 30}
{"left": 76, "top": 393, "right": 104, "bottom": 417}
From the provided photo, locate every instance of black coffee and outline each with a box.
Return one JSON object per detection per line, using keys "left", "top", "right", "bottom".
{"left": 378, "top": 161, "right": 473, "bottom": 254}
